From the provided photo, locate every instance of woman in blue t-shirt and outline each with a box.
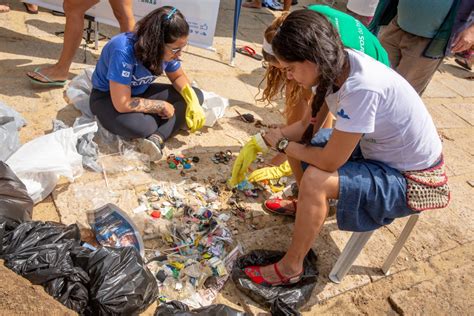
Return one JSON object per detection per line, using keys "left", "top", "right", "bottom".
{"left": 90, "top": 6, "right": 205, "bottom": 161}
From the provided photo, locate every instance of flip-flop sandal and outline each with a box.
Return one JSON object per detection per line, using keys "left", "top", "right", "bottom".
{"left": 244, "top": 263, "right": 303, "bottom": 286}
{"left": 264, "top": 197, "right": 297, "bottom": 217}
{"left": 27, "top": 67, "right": 67, "bottom": 87}
{"left": 237, "top": 46, "right": 263, "bottom": 61}
{"left": 23, "top": 3, "right": 38, "bottom": 14}
{"left": 262, "top": 0, "right": 283, "bottom": 11}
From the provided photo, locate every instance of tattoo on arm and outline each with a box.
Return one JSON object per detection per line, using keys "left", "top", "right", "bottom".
{"left": 128, "top": 98, "right": 165, "bottom": 114}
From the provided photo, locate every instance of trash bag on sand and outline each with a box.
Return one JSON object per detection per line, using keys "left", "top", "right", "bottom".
{"left": 0, "top": 101, "right": 27, "bottom": 161}
{"left": 87, "top": 246, "right": 159, "bottom": 315}
{"left": 154, "top": 300, "right": 247, "bottom": 316}
{"left": 0, "top": 197, "right": 158, "bottom": 314}
{"left": 231, "top": 250, "right": 318, "bottom": 315}
{"left": 0, "top": 161, "right": 33, "bottom": 223}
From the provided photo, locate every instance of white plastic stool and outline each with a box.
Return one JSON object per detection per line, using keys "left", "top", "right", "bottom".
{"left": 329, "top": 214, "right": 419, "bottom": 284}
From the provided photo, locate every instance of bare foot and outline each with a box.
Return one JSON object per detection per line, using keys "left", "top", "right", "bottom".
{"left": 0, "top": 4, "right": 10, "bottom": 13}
{"left": 27, "top": 65, "right": 68, "bottom": 83}
{"left": 26, "top": 3, "right": 38, "bottom": 12}
{"left": 258, "top": 261, "right": 302, "bottom": 284}
{"left": 242, "top": 1, "right": 262, "bottom": 9}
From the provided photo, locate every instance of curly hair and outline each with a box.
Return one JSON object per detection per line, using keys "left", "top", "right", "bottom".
{"left": 272, "top": 9, "right": 347, "bottom": 144}
{"left": 257, "top": 12, "right": 307, "bottom": 123}
{"left": 134, "top": 6, "right": 189, "bottom": 76}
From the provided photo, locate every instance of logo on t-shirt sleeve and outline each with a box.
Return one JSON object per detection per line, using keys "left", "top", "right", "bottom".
{"left": 337, "top": 109, "right": 350, "bottom": 119}
{"left": 121, "top": 70, "right": 131, "bottom": 78}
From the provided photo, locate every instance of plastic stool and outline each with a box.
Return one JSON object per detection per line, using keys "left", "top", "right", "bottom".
{"left": 329, "top": 214, "right": 419, "bottom": 284}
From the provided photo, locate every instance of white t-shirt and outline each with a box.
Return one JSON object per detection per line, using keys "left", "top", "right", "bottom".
{"left": 325, "top": 49, "right": 442, "bottom": 171}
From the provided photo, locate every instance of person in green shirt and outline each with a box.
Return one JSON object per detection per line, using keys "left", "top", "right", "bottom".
{"left": 237, "top": 5, "right": 389, "bottom": 213}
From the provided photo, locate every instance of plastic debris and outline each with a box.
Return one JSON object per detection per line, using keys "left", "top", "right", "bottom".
{"left": 167, "top": 154, "right": 197, "bottom": 170}
{"left": 87, "top": 203, "right": 145, "bottom": 257}
{"left": 211, "top": 150, "right": 232, "bottom": 164}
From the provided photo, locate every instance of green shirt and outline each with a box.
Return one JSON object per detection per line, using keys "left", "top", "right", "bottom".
{"left": 308, "top": 5, "right": 390, "bottom": 66}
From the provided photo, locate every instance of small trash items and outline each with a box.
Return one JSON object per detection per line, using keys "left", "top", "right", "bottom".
{"left": 211, "top": 150, "right": 232, "bottom": 164}
{"left": 87, "top": 203, "right": 145, "bottom": 257}
{"left": 0, "top": 162, "right": 33, "bottom": 222}
{"left": 155, "top": 300, "right": 248, "bottom": 316}
{"left": 232, "top": 249, "right": 318, "bottom": 315}
{"left": 167, "top": 154, "right": 197, "bottom": 170}
{"left": 87, "top": 246, "right": 159, "bottom": 315}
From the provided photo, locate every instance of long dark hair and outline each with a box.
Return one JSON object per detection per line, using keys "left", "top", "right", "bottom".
{"left": 134, "top": 6, "right": 189, "bottom": 75}
{"left": 272, "top": 9, "right": 347, "bottom": 144}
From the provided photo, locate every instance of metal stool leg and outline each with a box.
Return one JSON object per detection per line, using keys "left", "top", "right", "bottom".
{"left": 329, "top": 231, "right": 374, "bottom": 284}
{"left": 382, "top": 214, "right": 419, "bottom": 275}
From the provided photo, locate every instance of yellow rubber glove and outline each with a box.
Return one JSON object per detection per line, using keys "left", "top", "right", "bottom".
{"left": 248, "top": 160, "right": 293, "bottom": 183}
{"left": 181, "top": 84, "right": 205, "bottom": 132}
{"left": 228, "top": 134, "right": 269, "bottom": 187}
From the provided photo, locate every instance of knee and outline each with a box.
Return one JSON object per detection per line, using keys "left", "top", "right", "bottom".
{"left": 116, "top": 116, "right": 157, "bottom": 139}
{"left": 193, "top": 87, "right": 204, "bottom": 105}
{"left": 299, "top": 166, "right": 327, "bottom": 194}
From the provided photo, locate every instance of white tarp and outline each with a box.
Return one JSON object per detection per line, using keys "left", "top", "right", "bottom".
{"left": 25, "top": 0, "right": 220, "bottom": 49}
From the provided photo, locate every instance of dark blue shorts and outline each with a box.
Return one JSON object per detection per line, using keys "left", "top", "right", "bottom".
{"left": 302, "top": 129, "right": 415, "bottom": 232}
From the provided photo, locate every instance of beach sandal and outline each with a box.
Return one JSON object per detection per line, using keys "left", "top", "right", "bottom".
{"left": 262, "top": 0, "right": 283, "bottom": 11}
{"left": 237, "top": 46, "right": 263, "bottom": 61}
{"left": 244, "top": 263, "right": 303, "bottom": 286}
{"left": 264, "top": 197, "right": 297, "bottom": 217}
{"left": 27, "top": 67, "right": 67, "bottom": 86}
{"left": 23, "top": 3, "right": 38, "bottom": 14}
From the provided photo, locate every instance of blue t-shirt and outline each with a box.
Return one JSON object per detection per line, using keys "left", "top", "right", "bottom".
{"left": 397, "top": 0, "right": 454, "bottom": 39}
{"left": 92, "top": 32, "right": 181, "bottom": 95}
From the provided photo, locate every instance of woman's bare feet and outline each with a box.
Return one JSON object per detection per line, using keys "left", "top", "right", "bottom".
{"left": 242, "top": 1, "right": 262, "bottom": 9}
{"left": 0, "top": 4, "right": 10, "bottom": 13}
{"left": 255, "top": 260, "right": 302, "bottom": 284}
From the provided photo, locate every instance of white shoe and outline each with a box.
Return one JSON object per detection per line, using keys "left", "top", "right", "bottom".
{"left": 137, "top": 138, "right": 163, "bottom": 161}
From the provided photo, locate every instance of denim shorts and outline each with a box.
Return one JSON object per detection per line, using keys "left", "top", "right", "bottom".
{"left": 302, "top": 129, "right": 415, "bottom": 232}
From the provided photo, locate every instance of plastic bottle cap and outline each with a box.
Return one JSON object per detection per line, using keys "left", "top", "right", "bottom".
{"left": 151, "top": 211, "right": 161, "bottom": 218}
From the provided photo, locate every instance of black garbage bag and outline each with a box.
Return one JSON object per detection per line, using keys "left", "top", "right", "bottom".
{"left": 87, "top": 246, "right": 159, "bottom": 315}
{"left": 0, "top": 161, "right": 33, "bottom": 223}
{"left": 231, "top": 250, "right": 318, "bottom": 315}
{"left": 154, "top": 300, "right": 248, "bottom": 316}
{"left": 0, "top": 221, "right": 90, "bottom": 313}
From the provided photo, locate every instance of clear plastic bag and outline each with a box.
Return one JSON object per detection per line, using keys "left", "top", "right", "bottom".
{"left": 6, "top": 122, "right": 98, "bottom": 203}
{"left": 0, "top": 102, "right": 27, "bottom": 161}
{"left": 66, "top": 68, "right": 95, "bottom": 119}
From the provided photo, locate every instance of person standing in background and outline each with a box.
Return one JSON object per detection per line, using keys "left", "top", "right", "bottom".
{"left": 370, "top": 0, "right": 473, "bottom": 94}
{"left": 346, "top": 0, "right": 379, "bottom": 26}
{"left": 26, "top": 0, "right": 135, "bottom": 87}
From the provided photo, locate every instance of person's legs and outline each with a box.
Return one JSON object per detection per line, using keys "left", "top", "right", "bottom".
{"left": 90, "top": 89, "right": 159, "bottom": 139}
{"left": 283, "top": 0, "right": 291, "bottom": 11}
{"left": 379, "top": 17, "right": 403, "bottom": 69}
{"left": 396, "top": 35, "right": 443, "bottom": 94}
{"left": 258, "top": 166, "right": 340, "bottom": 281}
{"left": 242, "top": 0, "right": 261, "bottom": 9}
{"left": 0, "top": 4, "right": 9, "bottom": 13}
{"left": 380, "top": 17, "right": 442, "bottom": 95}
{"left": 109, "top": 0, "right": 135, "bottom": 32}
{"left": 26, "top": 0, "right": 98, "bottom": 83}
{"left": 139, "top": 83, "right": 204, "bottom": 140}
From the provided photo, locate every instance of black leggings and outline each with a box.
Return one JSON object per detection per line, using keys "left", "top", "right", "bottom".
{"left": 90, "top": 83, "right": 204, "bottom": 141}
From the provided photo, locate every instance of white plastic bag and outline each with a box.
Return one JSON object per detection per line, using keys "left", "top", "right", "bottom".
{"left": 0, "top": 102, "right": 27, "bottom": 161}
{"left": 66, "top": 68, "right": 95, "bottom": 118}
{"left": 6, "top": 122, "right": 98, "bottom": 203}
{"left": 201, "top": 91, "right": 229, "bottom": 127}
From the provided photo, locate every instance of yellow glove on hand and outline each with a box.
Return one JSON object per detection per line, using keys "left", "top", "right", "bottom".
{"left": 181, "top": 84, "right": 205, "bottom": 132}
{"left": 228, "top": 134, "right": 269, "bottom": 187}
{"left": 248, "top": 160, "right": 292, "bottom": 183}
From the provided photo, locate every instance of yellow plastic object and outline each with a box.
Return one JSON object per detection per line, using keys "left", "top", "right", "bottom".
{"left": 181, "top": 84, "right": 205, "bottom": 132}
{"left": 228, "top": 134, "right": 269, "bottom": 187}
{"left": 248, "top": 160, "right": 293, "bottom": 183}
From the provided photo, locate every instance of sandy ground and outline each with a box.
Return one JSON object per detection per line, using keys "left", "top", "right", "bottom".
{"left": 1, "top": 0, "right": 473, "bottom": 315}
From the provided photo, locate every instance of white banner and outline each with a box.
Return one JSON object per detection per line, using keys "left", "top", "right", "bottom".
{"left": 26, "top": 0, "right": 220, "bottom": 49}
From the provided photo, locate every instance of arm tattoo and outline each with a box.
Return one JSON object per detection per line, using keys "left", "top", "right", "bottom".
{"left": 129, "top": 98, "right": 165, "bottom": 114}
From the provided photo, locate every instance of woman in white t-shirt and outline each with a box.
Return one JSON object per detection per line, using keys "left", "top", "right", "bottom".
{"left": 238, "top": 10, "right": 448, "bottom": 286}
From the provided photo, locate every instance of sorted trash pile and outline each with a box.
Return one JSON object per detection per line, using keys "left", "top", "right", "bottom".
{"left": 120, "top": 181, "right": 243, "bottom": 307}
